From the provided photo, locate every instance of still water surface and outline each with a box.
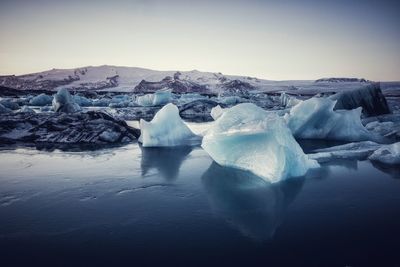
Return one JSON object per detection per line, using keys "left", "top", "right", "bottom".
{"left": 0, "top": 142, "right": 399, "bottom": 266}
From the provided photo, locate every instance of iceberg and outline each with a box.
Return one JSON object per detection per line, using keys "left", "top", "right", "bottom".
{"left": 369, "top": 142, "right": 400, "bottom": 165}
{"left": 52, "top": 88, "right": 82, "bottom": 113}
{"left": 202, "top": 103, "right": 318, "bottom": 183}
{"left": 29, "top": 93, "right": 53, "bottom": 106}
{"left": 139, "top": 103, "right": 200, "bottom": 147}
{"left": 284, "top": 97, "right": 379, "bottom": 142}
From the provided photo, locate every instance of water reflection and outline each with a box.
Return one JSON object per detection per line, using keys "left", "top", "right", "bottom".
{"left": 202, "top": 163, "right": 304, "bottom": 241}
{"left": 371, "top": 161, "right": 400, "bottom": 179}
{"left": 140, "top": 145, "right": 193, "bottom": 181}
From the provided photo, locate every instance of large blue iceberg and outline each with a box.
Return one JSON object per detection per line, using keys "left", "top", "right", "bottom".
{"left": 202, "top": 103, "right": 318, "bottom": 183}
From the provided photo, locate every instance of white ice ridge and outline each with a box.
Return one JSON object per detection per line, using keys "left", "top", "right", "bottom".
{"left": 139, "top": 103, "right": 201, "bottom": 147}
{"left": 284, "top": 97, "right": 380, "bottom": 142}
{"left": 202, "top": 103, "right": 319, "bottom": 183}
{"left": 308, "top": 141, "right": 381, "bottom": 163}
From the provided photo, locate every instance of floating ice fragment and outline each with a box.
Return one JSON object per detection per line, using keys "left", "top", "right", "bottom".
{"left": 139, "top": 103, "right": 200, "bottom": 147}
{"left": 284, "top": 97, "right": 379, "bottom": 142}
{"left": 29, "top": 94, "right": 53, "bottom": 106}
{"left": 369, "top": 142, "right": 400, "bottom": 165}
{"left": 52, "top": 88, "right": 82, "bottom": 113}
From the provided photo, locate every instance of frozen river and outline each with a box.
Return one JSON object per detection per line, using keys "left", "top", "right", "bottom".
{"left": 1, "top": 139, "right": 400, "bottom": 266}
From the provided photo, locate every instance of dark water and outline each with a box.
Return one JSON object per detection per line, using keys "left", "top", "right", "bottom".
{"left": 0, "top": 143, "right": 400, "bottom": 266}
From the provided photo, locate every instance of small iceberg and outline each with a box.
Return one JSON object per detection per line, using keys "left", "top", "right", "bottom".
{"left": 139, "top": 103, "right": 201, "bottom": 147}
{"left": 369, "top": 142, "right": 400, "bottom": 165}
{"left": 202, "top": 103, "right": 318, "bottom": 183}
{"left": 29, "top": 93, "right": 53, "bottom": 106}
{"left": 52, "top": 88, "right": 82, "bottom": 113}
{"left": 137, "top": 89, "right": 172, "bottom": 107}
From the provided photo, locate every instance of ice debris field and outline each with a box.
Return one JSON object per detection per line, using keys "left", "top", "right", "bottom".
{"left": 1, "top": 78, "right": 400, "bottom": 183}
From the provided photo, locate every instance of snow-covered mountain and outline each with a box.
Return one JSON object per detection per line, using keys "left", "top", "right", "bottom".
{"left": 0, "top": 65, "right": 275, "bottom": 93}
{"left": 0, "top": 65, "right": 382, "bottom": 94}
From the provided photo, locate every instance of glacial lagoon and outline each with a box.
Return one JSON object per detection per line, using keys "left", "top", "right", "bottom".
{"left": 1, "top": 138, "right": 399, "bottom": 266}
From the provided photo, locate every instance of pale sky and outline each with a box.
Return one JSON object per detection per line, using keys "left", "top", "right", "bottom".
{"left": 0, "top": 0, "right": 399, "bottom": 80}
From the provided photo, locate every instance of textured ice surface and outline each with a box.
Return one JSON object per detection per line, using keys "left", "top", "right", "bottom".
{"left": 73, "top": 95, "right": 92, "bottom": 107}
{"left": 308, "top": 141, "right": 381, "bottom": 163}
{"left": 52, "top": 88, "right": 82, "bottom": 113}
{"left": 202, "top": 103, "right": 318, "bottom": 183}
{"left": 139, "top": 103, "right": 200, "bottom": 147}
{"left": 179, "top": 93, "right": 207, "bottom": 103}
{"left": 0, "top": 103, "right": 11, "bottom": 113}
{"left": 29, "top": 94, "right": 53, "bottom": 106}
{"left": 280, "top": 92, "right": 302, "bottom": 108}
{"left": 330, "top": 84, "right": 390, "bottom": 117}
{"left": 152, "top": 89, "right": 172, "bottom": 105}
{"left": 285, "top": 97, "right": 378, "bottom": 142}
{"left": 210, "top": 105, "right": 225, "bottom": 120}
{"left": 369, "top": 142, "right": 400, "bottom": 165}
{"left": 136, "top": 94, "right": 154, "bottom": 107}
{"left": 0, "top": 99, "right": 19, "bottom": 110}
{"left": 217, "top": 96, "right": 242, "bottom": 105}
{"left": 19, "top": 106, "right": 35, "bottom": 113}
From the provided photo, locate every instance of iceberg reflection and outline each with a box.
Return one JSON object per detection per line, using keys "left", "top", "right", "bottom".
{"left": 140, "top": 145, "right": 193, "bottom": 181}
{"left": 202, "top": 162, "right": 304, "bottom": 241}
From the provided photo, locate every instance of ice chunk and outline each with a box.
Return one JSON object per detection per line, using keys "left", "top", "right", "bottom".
{"left": 136, "top": 89, "right": 172, "bottom": 107}
{"left": 152, "top": 89, "right": 172, "bottom": 105}
{"left": 210, "top": 105, "right": 225, "bottom": 120}
{"left": 19, "top": 106, "right": 35, "bottom": 114}
{"left": 139, "top": 103, "right": 200, "bottom": 147}
{"left": 92, "top": 98, "right": 111, "bottom": 107}
{"left": 29, "top": 94, "right": 53, "bottom": 106}
{"left": 330, "top": 83, "right": 390, "bottom": 117}
{"left": 0, "top": 98, "right": 19, "bottom": 110}
{"left": 369, "top": 142, "right": 400, "bottom": 165}
{"left": 52, "top": 88, "right": 82, "bottom": 113}
{"left": 279, "top": 92, "right": 302, "bottom": 108}
{"left": 73, "top": 95, "right": 92, "bottom": 107}
{"left": 136, "top": 94, "right": 154, "bottom": 107}
{"left": 179, "top": 93, "right": 207, "bottom": 103}
{"left": 99, "top": 129, "right": 121, "bottom": 143}
{"left": 284, "top": 97, "right": 379, "bottom": 142}
{"left": 218, "top": 96, "right": 242, "bottom": 105}
{"left": 202, "top": 103, "right": 318, "bottom": 183}
{"left": 308, "top": 141, "right": 381, "bottom": 163}
{"left": 0, "top": 103, "right": 11, "bottom": 113}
